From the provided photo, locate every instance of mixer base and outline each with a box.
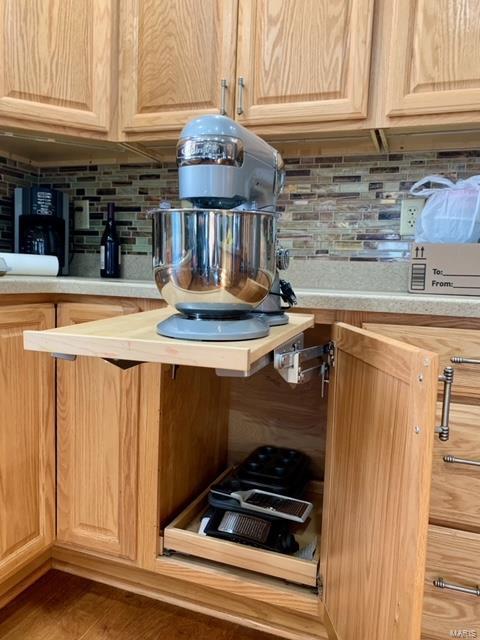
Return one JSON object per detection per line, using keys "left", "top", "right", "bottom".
{"left": 157, "top": 313, "right": 270, "bottom": 341}
{"left": 251, "top": 311, "right": 289, "bottom": 327}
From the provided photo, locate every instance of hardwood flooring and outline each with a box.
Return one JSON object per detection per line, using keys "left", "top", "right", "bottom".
{"left": 0, "top": 570, "right": 277, "bottom": 639}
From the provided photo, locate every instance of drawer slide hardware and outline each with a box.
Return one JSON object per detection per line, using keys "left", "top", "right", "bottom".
{"left": 216, "top": 335, "right": 335, "bottom": 388}
{"left": 443, "top": 455, "right": 480, "bottom": 468}
{"left": 274, "top": 338, "right": 335, "bottom": 389}
{"left": 436, "top": 366, "right": 454, "bottom": 442}
{"left": 434, "top": 578, "right": 480, "bottom": 597}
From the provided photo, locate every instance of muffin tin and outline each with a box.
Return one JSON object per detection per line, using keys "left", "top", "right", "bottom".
{"left": 236, "top": 445, "right": 310, "bottom": 496}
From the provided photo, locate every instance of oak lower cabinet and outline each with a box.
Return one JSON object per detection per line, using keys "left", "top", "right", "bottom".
{"left": 364, "top": 323, "right": 480, "bottom": 639}
{"left": 423, "top": 526, "right": 480, "bottom": 640}
{"left": 0, "top": 304, "right": 55, "bottom": 583}
{"left": 56, "top": 302, "right": 144, "bottom": 559}
{"left": 27, "top": 313, "right": 442, "bottom": 640}
{"left": 55, "top": 302, "right": 229, "bottom": 565}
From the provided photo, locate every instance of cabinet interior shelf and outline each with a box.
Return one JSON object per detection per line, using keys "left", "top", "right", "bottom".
{"left": 23, "top": 307, "right": 315, "bottom": 372}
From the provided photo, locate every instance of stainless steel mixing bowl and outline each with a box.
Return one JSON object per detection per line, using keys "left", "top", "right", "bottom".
{"left": 152, "top": 208, "right": 277, "bottom": 317}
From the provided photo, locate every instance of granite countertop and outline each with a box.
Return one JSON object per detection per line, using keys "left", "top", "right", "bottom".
{"left": 1, "top": 275, "right": 480, "bottom": 318}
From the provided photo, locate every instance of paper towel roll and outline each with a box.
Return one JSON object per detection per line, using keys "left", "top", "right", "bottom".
{"left": 0, "top": 253, "right": 59, "bottom": 276}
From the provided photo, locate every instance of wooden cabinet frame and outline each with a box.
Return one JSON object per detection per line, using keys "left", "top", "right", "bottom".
{"left": 0, "top": 0, "right": 116, "bottom": 136}
{"left": 0, "top": 304, "right": 55, "bottom": 583}
{"left": 24, "top": 310, "right": 439, "bottom": 640}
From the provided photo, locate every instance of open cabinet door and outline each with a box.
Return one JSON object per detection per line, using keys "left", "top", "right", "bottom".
{"left": 321, "top": 323, "right": 438, "bottom": 640}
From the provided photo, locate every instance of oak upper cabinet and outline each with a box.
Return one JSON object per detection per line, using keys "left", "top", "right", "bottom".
{"left": 235, "top": 0, "right": 375, "bottom": 127}
{"left": 0, "top": 304, "right": 55, "bottom": 581}
{"left": 383, "top": 0, "right": 480, "bottom": 124}
{"left": 0, "top": 0, "right": 115, "bottom": 136}
{"left": 119, "top": 0, "right": 238, "bottom": 137}
{"left": 56, "top": 302, "right": 145, "bottom": 561}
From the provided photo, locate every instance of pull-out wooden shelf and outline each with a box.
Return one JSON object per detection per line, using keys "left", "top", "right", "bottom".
{"left": 163, "top": 468, "right": 322, "bottom": 587}
{"left": 23, "top": 307, "right": 315, "bottom": 372}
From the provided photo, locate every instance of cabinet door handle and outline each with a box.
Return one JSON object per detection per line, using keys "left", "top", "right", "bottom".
{"left": 220, "top": 79, "right": 228, "bottom": 115}
{"left": 237, "top": 76, "right": 245, "bottom": 115}
{"left": 444, "top": 454, "right": 480, "bottom": 468}
{"left": 436, "top": 366, "right": 454, "bottom": 442}
{"left": 434, "top": 578, "right": 480, "bottom": 597}
{"left": 451, "top": 356, "right": 480, "bottom": 365}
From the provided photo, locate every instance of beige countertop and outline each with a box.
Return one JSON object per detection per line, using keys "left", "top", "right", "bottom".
{"left": 0, "top": 275, "right": 478, "bottom": 318}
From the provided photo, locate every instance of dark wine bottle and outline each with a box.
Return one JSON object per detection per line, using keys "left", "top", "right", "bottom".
{"left": 100, "top": 203, "right": 121, "bottom": 278}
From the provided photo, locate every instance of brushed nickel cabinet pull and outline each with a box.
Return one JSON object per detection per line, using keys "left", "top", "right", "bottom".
{"left": 220, "top": 79, "right": 228, "bottom": 115}
{"left": 434, "top": 577, "right": 480, "bottom": 597}
{"left": 436, "top": 366, "right": 454, "bottom": 442}
{"left": 451, "top": 356, "right": 480, "bottom": 365}
{"left": 444, "top": 455, "right": 480, "bottom": 468}
{"left": 237, "top": 76, "right": 245, "bottom": 115}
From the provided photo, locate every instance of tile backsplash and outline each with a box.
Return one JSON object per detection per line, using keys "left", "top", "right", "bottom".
{"left": 0, "top": 157, "right": 37, "bottom": 251}
{"left": 6, "top": 148, "right": 480, "bottom": 263}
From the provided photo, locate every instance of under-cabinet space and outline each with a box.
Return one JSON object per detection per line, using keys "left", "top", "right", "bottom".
{"left": 163, "top": 467, "right": 322, "bottom": 587}
{"left": 159, "top": 327, "right": 329, "bottom": 588}
{"left": 228, "top": 324, "right": 330, "bottom": 480}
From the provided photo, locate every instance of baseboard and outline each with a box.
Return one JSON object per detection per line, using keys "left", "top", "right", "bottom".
{"left": 51, "top": 547, "right": 328, "bottom": 640}
{"left": 0, "top": 551, "right": 52, "bottom": 609}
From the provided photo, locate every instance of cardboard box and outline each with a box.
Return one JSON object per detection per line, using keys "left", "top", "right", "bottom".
{"left": 409, "top": 243, "right": 480, "bottom": 295}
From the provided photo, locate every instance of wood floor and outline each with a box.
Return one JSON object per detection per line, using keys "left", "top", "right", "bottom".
{"left": 0, "top": 570, "right": 278, "bottom": 639}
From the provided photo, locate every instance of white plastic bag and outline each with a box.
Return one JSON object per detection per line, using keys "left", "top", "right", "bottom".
{"left": 410, "top": 175, "right": 480, "bottom": 243}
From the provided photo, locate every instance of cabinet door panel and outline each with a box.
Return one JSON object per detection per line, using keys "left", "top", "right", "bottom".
{"left": 386, "top": 0, "right": 480, "bottom": 117}
{"left": 57, "top": 302, "right": 141, "bottom": 560}
{"left": 0, "top": 0, "right": 114, "bottom": 133}
{"left": 0, "top": 304, "right": 54, "bottom": 580}
{"left": 120, "top": 0, "right": 238, "bottom": 135}
{"left": 236, "top": 0, "right": 374, "bottom": 126}
{"left": 321, "top": 323, "right": 438, "bottom": 640}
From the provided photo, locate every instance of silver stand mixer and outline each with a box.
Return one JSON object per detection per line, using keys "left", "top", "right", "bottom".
{"left": 152, "top": 115, "right": 296, "bottom": 341}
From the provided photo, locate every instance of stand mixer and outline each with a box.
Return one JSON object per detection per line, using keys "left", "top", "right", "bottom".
{"left": 152, "top": 115, "right": 296, "bottom": 341}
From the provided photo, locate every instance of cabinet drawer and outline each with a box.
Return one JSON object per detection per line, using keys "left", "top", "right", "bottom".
{"left": 364, "top": 324, "right": 480, "bottom": 400}
{"left": 163, "top": 469, "right": 321, "bottom": 587}
{"left": 431, "top": 403, "right": 480, "bottom": 533}
{"left": 423, "top": 525, "right": 480, "bottom": 640}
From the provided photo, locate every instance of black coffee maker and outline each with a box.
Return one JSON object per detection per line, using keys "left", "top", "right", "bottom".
{"left": 14, "top": 187, "right": 69, "bottom": 275}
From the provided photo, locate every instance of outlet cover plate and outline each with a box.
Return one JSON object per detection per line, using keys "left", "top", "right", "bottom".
{"left": 74, "top": 200, "right": 90, "bottom": 230}
{"left": 400, "top": 198, "right": 425, "bottom": 236}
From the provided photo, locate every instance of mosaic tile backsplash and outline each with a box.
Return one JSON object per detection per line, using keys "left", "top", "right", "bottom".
{"left": 5, "top": 149, "right": 480, "bottom": 262}
{"left": 0, "top": 157, "right": 38, "bottom": 251}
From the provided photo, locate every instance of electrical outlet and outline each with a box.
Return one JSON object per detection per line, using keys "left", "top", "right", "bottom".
{"left": 400, "top": 198, "right": 425, "bottom": 236}
{"left": 74, "top": 200, "right": 90, "bottom": 230}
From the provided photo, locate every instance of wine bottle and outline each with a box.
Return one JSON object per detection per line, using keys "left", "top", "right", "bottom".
{"left": 100, "top": 203, "right": 121, "bottom": 278}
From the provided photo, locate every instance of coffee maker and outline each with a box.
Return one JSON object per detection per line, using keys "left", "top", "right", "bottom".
{"left": 14, "top": 187, "right": 69, "bottom": 275}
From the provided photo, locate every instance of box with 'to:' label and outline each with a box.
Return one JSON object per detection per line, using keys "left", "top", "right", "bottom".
{"left": 409, "top": 243, "right": 480, "bottom": 295}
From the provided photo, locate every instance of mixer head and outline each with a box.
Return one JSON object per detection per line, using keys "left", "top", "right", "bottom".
{"left": 176, "top": 115, "right": 284, "bottom": 211}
